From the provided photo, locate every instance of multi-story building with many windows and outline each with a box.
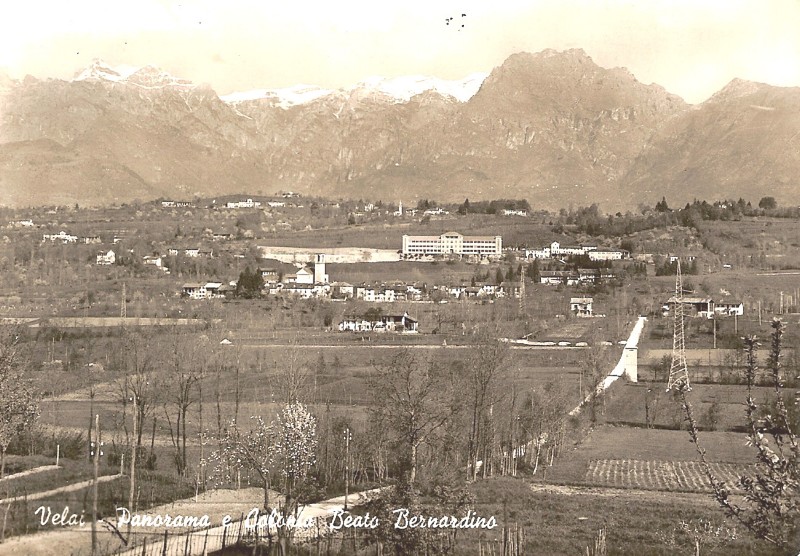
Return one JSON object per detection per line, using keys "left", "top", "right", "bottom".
{"left": 402, "top": 232, "right": 502, "bottom": 257}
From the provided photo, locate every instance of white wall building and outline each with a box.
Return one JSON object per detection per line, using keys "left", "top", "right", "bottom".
{"left": 402, "top": 232, "right": 502, "bottom": 257}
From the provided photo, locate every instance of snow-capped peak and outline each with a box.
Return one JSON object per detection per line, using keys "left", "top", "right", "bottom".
{"left": 220, "top": 84, "right": 334, "bottom": 108}
{"left": 72, "top": 60, "right": 193, "bottom": 89}
{"left": 73, "top": 59, "right": 139, "bottom": 82}
{"left": 221, "top": 72, "right": 489, "bottom": 108}
{"left": 351, "top": 73, "right": 488, "bottom": 103}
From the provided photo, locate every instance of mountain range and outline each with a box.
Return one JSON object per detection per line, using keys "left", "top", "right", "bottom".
{"left": 1, "top": 49, "right": 798, "bottom": 209}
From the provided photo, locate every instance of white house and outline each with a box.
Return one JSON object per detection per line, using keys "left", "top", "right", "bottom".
{"left": 43, "top": 231, "right": 78, "bottom": 243}
{"left": 182, "top": 283, "right": 207, "bottom": 299}
{"left": 96, "top": 250, "right": 116, "bottom": 265}
{"left": 570, "top": 297, "right": 594, "bottom": 316}
{"left": 294, "top": 267, "right": 314, "bottom": 285}
{"left": 143, "top": 255, "right": 163, "bottom": 267}
{"left": 588, "top": 249, "right": 627, "bottom": 261}
{"left": 715, "top": 301, "right": 744, "bottom": 316}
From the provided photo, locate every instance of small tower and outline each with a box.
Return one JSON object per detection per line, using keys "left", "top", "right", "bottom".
{"left": 314, "top": 254, "right": 328, "bottom": 284}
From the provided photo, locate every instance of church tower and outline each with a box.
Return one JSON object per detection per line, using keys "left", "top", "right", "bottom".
{"left": 314, "top": 254, "right": 328, "bottom": 284}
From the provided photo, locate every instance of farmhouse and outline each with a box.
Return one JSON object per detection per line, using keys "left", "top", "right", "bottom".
{"left": 259, "top": 268, "right": 279, "bottom": 282}
{"left": 715, "top": 301, "right": 744, "bottom": 316}
{"left": 402, "top": 232, "right": 502, "bottom": 257}
{"left": 570, "top": 297, "right": 594, "bottom": 316}
{"left": 330, "top": 282, "right": 355, "bottom": 299}
{"left": 338, "top": 312, "right": 418, "bottom": 333}
{"left": 142, "top": 255, "right": 163, "bottom": 268}
{"left": 539, "top": 270, "right": 578, "bottom": 285}
{"left": 665, "top": 296, "right": 714, "bottom": 318}
{"left": 182, "top": 283, "right": 207, "bottom": 300}
{"left": 96, "top": 250, "right": 116, "bottom": 265}
{"left": 182, "top": 282, "right": 226, "bottom": 299}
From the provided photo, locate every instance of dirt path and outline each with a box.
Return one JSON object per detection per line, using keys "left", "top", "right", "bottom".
{"left": 0, "top": 474, "right": 122, "bottom": 504}
{"left": 0, "top": 465, "right": 60, "bottom": 483}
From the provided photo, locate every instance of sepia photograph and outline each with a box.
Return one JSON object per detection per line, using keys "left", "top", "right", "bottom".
{"left": 0, "top": 1, "right": 799, "bottom": 554}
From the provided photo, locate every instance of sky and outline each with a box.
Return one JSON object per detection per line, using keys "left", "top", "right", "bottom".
{"left": 1, "top": 0, "right": 799, "bottom": 103}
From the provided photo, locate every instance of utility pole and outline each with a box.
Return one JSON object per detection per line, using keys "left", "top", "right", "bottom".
{"left": 713, "top": 315, "right": 717, "bottom": 349}
{"left": 121, "top": 282, "right": 127, "bottom": 319}
{"left": 343, "top": 427, "right": 352, "bottom": 511}
{"left": 91, "top": 414, "right": 101, "bottom": 555}
{"left": 128, "top": 392, "right": 137, "bottom": 543}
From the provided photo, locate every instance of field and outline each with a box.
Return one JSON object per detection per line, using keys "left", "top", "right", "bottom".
{"left": 585, "top": 459, "right": 747, "bottom": 492}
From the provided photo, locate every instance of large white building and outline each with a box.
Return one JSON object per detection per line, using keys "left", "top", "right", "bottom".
{"left": 402, "top": 232, "right": 502, "bottom": 257}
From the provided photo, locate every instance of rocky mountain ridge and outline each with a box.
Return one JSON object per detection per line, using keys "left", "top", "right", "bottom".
{"left": 1, "top": 49, "right": 798, "bottom": 209}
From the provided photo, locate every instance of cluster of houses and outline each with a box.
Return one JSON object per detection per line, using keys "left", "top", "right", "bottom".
{"left": 525, "top": 242, "right": 629, "bottom": 262}
{"left": 539, "top": 268, "right": 617, "bottom": 286}
{"left": 225, "top": 198, "right": 262, "bottom": 209}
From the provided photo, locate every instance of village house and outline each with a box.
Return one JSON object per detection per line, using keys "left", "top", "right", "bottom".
{"left": 539, "top": 270, "right": 579, "bottom": 286}
{"left": 81, "top": 236, "right": 102, "bottom": 245}
{"left": 588, "top": 249, "right": 628, "bottom": 261}
{"left": 570, "top": 297, "right": 594, "bottom": 316}
{"left": 502, "top": 209, "right": 528, "bottom": 217}
{"left": 664, "top": 296, "right": 715, "bottom": 318}
{"left": 282, "top": 283, "right": 316, "bottom": 299}
{"left": 226, "top": 198, "right": 262, "bottom": 209}
{"left": 259, "top": 268, "right": 279, "bottom": 282}
{"left": 330, "top": 282, "right": 355, "bottom": 299}
{"left": 96, "top": 250, "right": 116, "bottom": 265}
{"left": 182, "top": 283, "right": 207, "bottom": 299}
{"left": 338, "top": 311, "right": 419, "bottom": 333}
{"left": 143, "top": 255, "right": 164, "bottom": 268}
{"left": 181, "top": 282, "right": 225, "bottom": 300}
{"left": 714, "top": 300, "right": 744, "bottom": 316}
{"left": 43, "top": 231, "right": 78, "bottom": 243}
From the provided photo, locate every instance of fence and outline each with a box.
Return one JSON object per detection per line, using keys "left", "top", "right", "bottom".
{"left": 111, "top": 520, "right": 530, "bottom": 556}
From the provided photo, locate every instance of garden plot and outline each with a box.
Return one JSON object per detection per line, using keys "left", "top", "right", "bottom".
{"left": 585, "top": 459, "right": 749, "bottom": 492}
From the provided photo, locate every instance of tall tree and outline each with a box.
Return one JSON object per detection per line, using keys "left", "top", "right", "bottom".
{"left": 464, "top": 329, "right": 510, "bottom": 480}
{"left": 0, "top": 328, "right": 39, "bottom": 478}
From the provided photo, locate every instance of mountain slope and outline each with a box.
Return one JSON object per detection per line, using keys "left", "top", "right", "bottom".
{"left": 622, "top": 79, "right": 800, "bottom": 204}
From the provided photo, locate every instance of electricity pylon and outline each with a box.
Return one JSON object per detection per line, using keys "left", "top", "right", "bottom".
{"left": 667, "top": 260, "right": 690, "bottom": 391}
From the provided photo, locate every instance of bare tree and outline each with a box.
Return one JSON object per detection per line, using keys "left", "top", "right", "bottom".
{"left": 0, "top": 328, "right": 39, "bottom": 478}
{"left": 463, "top": 329, "right": 510, "bottom": 480}
{"left": 368, "top": 350, "right": 456, "bottom": 484}
{"left": 160, "top": 331, "right": 203, "bottom": 477}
